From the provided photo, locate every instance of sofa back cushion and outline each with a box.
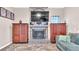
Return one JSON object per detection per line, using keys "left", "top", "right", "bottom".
{"left": 75, "top": 37, "right": 79, "bottom": 45}
{"left": 69, "top": 33, "right": 79, "bottom": 45}
{"left": 57, "top": 35, "right": 71, "bottom": 43}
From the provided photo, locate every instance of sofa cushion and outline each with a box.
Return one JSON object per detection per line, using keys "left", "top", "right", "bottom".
{"left": 57, "top": 40, "right": 68, "bottom": 50}
{"left": 66, "top": 43, "right": 79, "bottom": 51}
{"left": 57, "top": 35, "right": 71, "bottom": 43}
{"left": 75, "top": 36, "right": 79, "bottom": 45}
{"left": 69, "top": 33, "right": 79, "bottom": 45}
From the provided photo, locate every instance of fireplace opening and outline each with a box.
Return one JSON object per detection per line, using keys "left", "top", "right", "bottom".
{"left": 32, "top": 29, "right": 45, "bottom": 39}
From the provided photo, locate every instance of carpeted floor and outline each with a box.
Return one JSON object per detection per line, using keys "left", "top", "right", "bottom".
{"left": 1, "top": 43, "right": 59, "bottom": 51}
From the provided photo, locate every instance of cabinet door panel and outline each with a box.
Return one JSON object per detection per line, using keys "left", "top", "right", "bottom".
{"left": 53, "top": 25, "right": 57, "bottom": 34}
{"left": 13, "top": 25, "right": 20, "bottom": 34}
{"left": 50, "top": 24, "right": 57, "bottom": 34}
{"left": 61, "top": 24, "right": 66, "bottom": 34}
{"left": 50, "top": 24, "right": 57, "bottom": 43}
{"left": 20, "top": 24, "right": 28, "bottom": 42}
{"left": 51, "top": 35, "right": 56, "bottom": 43}
{"left": 13, "top": 24, "right": 20, "bottom": 43}
{"left": 13, "top": 35, "right": 20, "bottom": 42}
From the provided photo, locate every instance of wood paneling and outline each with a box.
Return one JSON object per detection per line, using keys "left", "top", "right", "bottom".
{"left": 12, "top": 23, "right": 28, "bottom": 43}
{"left": 50, "top": 23, "right": 66, "bottom": 43}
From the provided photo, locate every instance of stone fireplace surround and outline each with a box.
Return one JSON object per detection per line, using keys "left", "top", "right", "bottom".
{"left": 30, "top": 25, "right": 48, "bottom": 39}
{"left": 29, "top": 7, "right": 49, "bottom": 44}
{"left": 29, "top": 25, "right": 49, "bottom": 44}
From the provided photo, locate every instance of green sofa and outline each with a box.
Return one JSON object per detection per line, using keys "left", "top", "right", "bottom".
{"left": 56, "top": 33, "right": 79, "bottom": 51}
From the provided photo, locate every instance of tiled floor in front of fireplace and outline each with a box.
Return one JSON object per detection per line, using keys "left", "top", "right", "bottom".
{"left": 1, "top": 43, "right": 59, "bottom": 51}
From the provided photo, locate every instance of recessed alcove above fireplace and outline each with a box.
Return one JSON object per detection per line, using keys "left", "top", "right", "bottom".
{"left": 31, "top": 11, "right": 49, "bottom": 22}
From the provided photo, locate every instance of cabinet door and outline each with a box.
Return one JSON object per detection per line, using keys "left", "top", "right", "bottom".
{"left": 50, "top": 24, "right": 52, "bottom": 41}
{"left": 59, "top": 24, "right": 66, "bottom": 35}
{"left": 62, "top": 24, "right": 66, "bottom": 35}
{"left": 20, "top": 24, "right": 28, "bottom": 43}
{"left": 50, "top": 35, "right": 56, "bottom": 43}
{"left": 53, "top": 24, "right": 58, "bottom": 34}
{"left": 50, "top": 24, "right": 57, "bottom": 43}
{"left": 13, "top": 24, "right": 20, "bottom": 43}
{"left": 56, "top": 24, "right": 61, "bottom": 35}
{"left": 50, "top": 24, "right": 57, "bottom": 34}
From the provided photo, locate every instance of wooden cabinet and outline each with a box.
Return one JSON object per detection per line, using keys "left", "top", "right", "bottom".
{"left": 12, "top": 23, "right": 28, "bottom": 43}
{"left": 50, "top": 23, "right": 66, "bottom": 43}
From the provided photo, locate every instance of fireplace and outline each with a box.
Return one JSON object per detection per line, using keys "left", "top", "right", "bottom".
{"left": 29, "top": 9, "right": 49, "bottom": 43}
{"left": 30, "top": 25, "right": 48, "bottom": 40}
{"left": 32, "top": 29, "right": 45, "bottom": 39}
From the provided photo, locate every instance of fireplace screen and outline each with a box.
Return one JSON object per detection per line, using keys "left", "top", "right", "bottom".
{"left": 32, "top": 29, "right": 45, "bottom": 39}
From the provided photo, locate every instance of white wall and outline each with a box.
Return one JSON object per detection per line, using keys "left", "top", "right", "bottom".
{"left": 64, "top": 7, "right": 79, "bottom": 33}
{"left": 0, "top": 7, "right": 13, "bottom": 49}
{"left": 13, "top": 8, "right": 65, "bottom": 23}
{"left": 49, "top": 8, "right": 64, "bottom": 22}
{"left": 13, "top": 8, "right": 30, "bottom": 23}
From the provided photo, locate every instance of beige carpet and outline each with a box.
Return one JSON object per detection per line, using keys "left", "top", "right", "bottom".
{"left": 1, "top": 43, "right": 59, "bottom": 51}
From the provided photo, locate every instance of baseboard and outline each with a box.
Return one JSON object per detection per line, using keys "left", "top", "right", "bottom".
{"left": 0, "top": 42, "right": 12, "bottom": 50}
